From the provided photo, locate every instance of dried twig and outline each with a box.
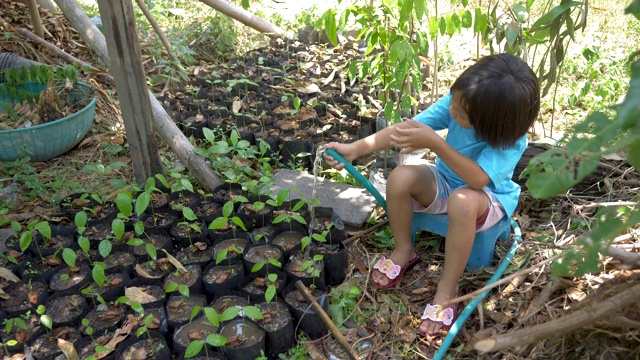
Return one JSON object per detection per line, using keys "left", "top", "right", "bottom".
{"left": 440, "top": 254, "right": 561, "bottom": 309}
{"left": 474, "top": 282, "right": 640, "bottom": 353}
{"left": 133, "top": 0, "right": 180, "bottom": 67}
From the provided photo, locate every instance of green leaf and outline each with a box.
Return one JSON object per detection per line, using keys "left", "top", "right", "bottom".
{"left": 626, "top": 0, "right": 640, "bottom": 20}
{"left": 399, "top": 0, "right": 413, "bottom": 28}
{"left": 35, "top": 221, "right": 51, "bottom": 240}
{"left": 99, "top": 240, "right": 112, "bottom": 259}
{"left": 216, "top": 248, "right": 228, "bottom": 265}
{"left": 19, "top": 232, "right": 32, "bottom": 253}
{"left": 203, "top": 127, "right": 216, "bottom": 145}
{"left": 183, "top": 207, "right": 198, "bottom": 222}
{"left": 450, "top": 13, "right": 461, "bottom": 34}
{"left": 146, "top": 243, "right": 157, "bottom": 260}
{"left": 276, "top": 189, "right": 288, "bottom": 206}
{"left": 505, "top": 21, "right": 520, "bottom": 47}
{"left": 389, "top": 40, "right": 412, "bottom": 63}
{"left": 414, "top": 0, "right": 427, "bottom": 20}
{"left": 209, "top": 217, "right": 228, "bottom": 230}
{"left": 111, "top": 218, "right": 125, "bottom": 240}
{"left": 127, "top": 238, "right": 144, "bottom": 246}
{"left": 203, "top": 307, "right": 220, "bottom": 327}
{"left": 461, "top": 9, "right": 473, "bottom": 28}
{"left": 136, "top": 192, "right": 151, "bottom": 217}
{"left": 78, "top": 236, "right": 90, "bottom": 253}
{"left": 184, "top": 340, "right": 204, "bottom": 358}
{"left": 619, "top": 61, "right": 640, "bottom": 130}
{"left": 272, "top": 214, "right": 287, "bottom": 224}
{"left": 530, "top": 1, "right": 581, "bottom": 30}
{"left": 251, "top": 261, "right": 265, "bottom": 273}
{"left": 220, "top": 306, "right": 240, "bottom": 322}
{"left": 474, "top": 8, "right": 488, "bottom": 34}
{"left": 164, "top": 281, "right": 178, "bottom": 292}
{"left": 190, "top": 306, "right": 202, "bottom": 322}
{"left": 223, "top": 201, "right": 234, "bottom": 218}
{"left": 92, "top": 262, "right": 106, "bottom": 287}
{"left": 75, "top": 211, "right": 88, "bottom": 229}
{"left": 292, "top": 214, "right": 307, "bottom": 225}
{"left": 134, "top": 221, "right": 145, "bottom": 235}
{"left": 205, "top": 333, "right": 227, "bottom": 347}
{"left": 144, "top": 313, "right": 154, "bottom": 326}
{"left": 242, "top": 305, "right": 264, "bottom": 320}
{"left": 265, "top": 285, "right": 276, "bottom": 303}
{"left": 323, "top": 10, "right": 338, "bottom": 46}
{"left": 62, "top": 248, "right": 76, "bottom": 268}
{"left": 230, "top": 217, "right": 246, "bottom": 231}
{"left": 268, "top": 258, "right": 282, "bottom": 268}
{"left": 40, "top": 315, "right": 53, "bottom": 330}
{"left": 438, "top": 16, "right": 447, "bottom": 36}
{"left": 512, "top": 3, "right": 528, "bottom": 22}
{"left": 115, "top": 192, "right": 133, "bottom": 216}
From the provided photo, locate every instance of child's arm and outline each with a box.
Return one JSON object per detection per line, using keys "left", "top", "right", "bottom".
{"left": 393, "top": 120, "right": 491, "bottom": 190}
{"left": 324, "top": 121, "right": 417, "bottom": 170}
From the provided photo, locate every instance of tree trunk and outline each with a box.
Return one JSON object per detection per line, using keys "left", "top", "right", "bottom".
{"left": 97, "top": 0, "right": 164, "bottom": 184}
{"left": 198, "top": 0, "right": 284, "bottom": 37}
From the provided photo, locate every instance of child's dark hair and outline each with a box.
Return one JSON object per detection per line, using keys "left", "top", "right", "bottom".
{"left": 450, "top": 53, "right": 540, "bottom": 148}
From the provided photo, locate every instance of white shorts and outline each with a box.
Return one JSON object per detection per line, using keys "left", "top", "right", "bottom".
{"left": 412, "top": 165, "right": 505, "bottom": 232}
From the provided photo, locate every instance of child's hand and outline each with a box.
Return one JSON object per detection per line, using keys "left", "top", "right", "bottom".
{"left": 323, "top": 142, "right": 357, "bottom": 170}
{"left": 391, "top": 119, "right": 440, "bottom": 154}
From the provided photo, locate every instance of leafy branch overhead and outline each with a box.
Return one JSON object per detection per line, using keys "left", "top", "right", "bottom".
{"left": 522, "top": 0, "right": 640, "bottom": 275}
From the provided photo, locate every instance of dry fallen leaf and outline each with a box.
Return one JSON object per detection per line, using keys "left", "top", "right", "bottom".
{"left": 124, "top": 286, "right": 158, "bottom": 304}
{"left": 304, "top": 341, "right": 328, "bottom": 360}
{"left": 58, "top": 338, "right": 80, "bottom": 360}
{"left": 161, "top": 249, "right": 188, "bottom": 273}
{"left": 96, "top": 314, "right": 136, "bottom": 359}
{"left": 0, "top": 267, "right": 20, "bottom": 282}
{"left": 134, "top": 264, "right": 161, "bottom": 279}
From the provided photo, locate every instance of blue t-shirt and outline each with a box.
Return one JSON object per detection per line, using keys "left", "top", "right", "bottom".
{"left": 413, "top": 93, "right": 526, "bottom": 217}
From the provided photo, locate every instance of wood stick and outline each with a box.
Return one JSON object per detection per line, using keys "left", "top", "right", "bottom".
{"left": 198, "top": 0, "right": 284, "bottom": 37}
{"left": 26, "top": 0, "right": 45, "bottom": 38}
{"left": 15, "top": 27, "right": 97, "bottom": 70}
{"left": 474, "top": 282, "right": 640, "bottom": 353}
{"left": 53, "top": 0, "right": 110, "bottom": 66}
{"left": 343, "top": 219, "right": 389, "bottom": 245}
{"left": 440, "top": 254, "right": 561, "bottom": 309}
{"left": 133, "top": 0, "right": 180, "bottom": 67}
{"left": 294, "top": 281, "right": 359, "bottom": 360}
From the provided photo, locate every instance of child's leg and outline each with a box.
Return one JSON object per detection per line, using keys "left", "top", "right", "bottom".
{"left": 372, "top": 165, "right": 438, "bottom": 287}
{"left": 419, "top": 187, "right": 490, "bottom": 336}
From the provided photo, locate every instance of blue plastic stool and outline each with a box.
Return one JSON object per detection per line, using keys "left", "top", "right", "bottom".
{"left": 325, "top": 149, "right": 511, "bottom": 269}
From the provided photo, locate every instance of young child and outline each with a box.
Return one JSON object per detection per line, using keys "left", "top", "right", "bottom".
{"left": 323, "top": 53, "right": 540, "bottom": 337}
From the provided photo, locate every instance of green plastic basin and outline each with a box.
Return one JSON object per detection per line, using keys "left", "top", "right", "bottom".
{"left": 0, "top": 82, "right": 96, "bottom": 162}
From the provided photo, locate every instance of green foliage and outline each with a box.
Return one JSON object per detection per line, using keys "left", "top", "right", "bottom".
{"left": 329, "top": 282, "right": 363, "bottom": 327}
{"left": 522, "top": 1, "right": 640, "bottom": 276}
{"left": 0, "top": 64, "right": 79, "bottom": 104}
{"left": 325, "top": 0, "right": 430, "bottom": 123}
{"left": 482, "top": 0, "right": 587, "bottom": 97}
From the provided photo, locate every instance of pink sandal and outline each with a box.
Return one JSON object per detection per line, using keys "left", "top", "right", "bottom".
{"left": 418, "top": 302, "right": 459, "bottom": 337}
{"left": 372, "top": 254, "right": 420, "bottom": 290}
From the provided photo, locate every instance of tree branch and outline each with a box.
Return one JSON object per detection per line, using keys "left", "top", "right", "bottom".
{"left": 474, "top": 282, "right": 640, "bottom": 353}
